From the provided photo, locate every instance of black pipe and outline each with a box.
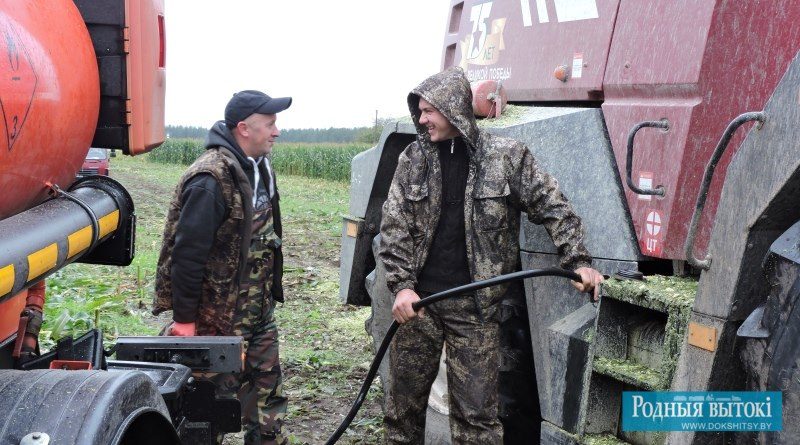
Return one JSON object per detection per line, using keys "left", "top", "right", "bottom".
{"left": 325, "top": 267, "right": 583, "bottom": 445}
{"left": 0, "top": 177, "right": 131, "bottom": 299}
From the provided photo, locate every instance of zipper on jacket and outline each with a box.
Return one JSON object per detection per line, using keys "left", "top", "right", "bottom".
{"left": 464, "top": 161, "right": 485, "bottom": 323}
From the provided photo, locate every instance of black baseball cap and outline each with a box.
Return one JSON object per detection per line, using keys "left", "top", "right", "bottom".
{"left": 224, "top": 90, "right": 292, "bottom": 126}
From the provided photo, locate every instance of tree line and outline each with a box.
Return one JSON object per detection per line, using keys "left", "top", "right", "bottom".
{"left": 166, "top": 124, "right": 389, "bottom": 144}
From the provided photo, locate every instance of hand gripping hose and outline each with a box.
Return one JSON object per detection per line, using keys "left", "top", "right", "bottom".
{"left": 325, "top": 267, "right": 583, "bottom": 444}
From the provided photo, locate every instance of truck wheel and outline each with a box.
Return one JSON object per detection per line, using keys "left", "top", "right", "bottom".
{"left": 0, "top": 369, "right": 179, "bottom": 445}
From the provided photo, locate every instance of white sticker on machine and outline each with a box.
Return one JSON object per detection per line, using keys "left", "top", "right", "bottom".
{"left": 553, "top": 0, "right": 599, "bottom": 23}
{"left": 638, "top": 172, "right": 653, "bottom": 201}
{"left": 572, "top": 52, "right": 583, "bottom": 79}
{"left": 645, "top": 211, "right": 662, "bottom": 237}
{"left": 643, "top": 210, "right": 664, "bottom": 256}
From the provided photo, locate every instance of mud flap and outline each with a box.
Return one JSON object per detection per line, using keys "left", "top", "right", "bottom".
{"left": 741, "top": 219, "right": 800, "bottom": 444}
{"left": 0, "top": 368, "right": 178, "bottom": 445}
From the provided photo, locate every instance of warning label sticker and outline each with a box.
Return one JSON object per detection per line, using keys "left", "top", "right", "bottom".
{"left": 638, "top": 172, "right": 653, "bottom": 201}
{"left": 572, "top": 52, "right": 583, "bottom": 79}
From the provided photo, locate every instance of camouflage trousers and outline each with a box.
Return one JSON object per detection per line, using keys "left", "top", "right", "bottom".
{"left": 384, "top": 295, "right": 502, "bottom": 444}
{"left": 197, "top": 288, "right": 287, "bottom": 445}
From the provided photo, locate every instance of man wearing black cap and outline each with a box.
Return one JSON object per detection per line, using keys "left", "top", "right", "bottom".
{"left": 154, "top": 90, "right": 292, "bottom": 444}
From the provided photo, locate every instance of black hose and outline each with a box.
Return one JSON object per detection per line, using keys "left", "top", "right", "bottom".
{"left": 324, "top": 267, "right": 583, "bottom": 444}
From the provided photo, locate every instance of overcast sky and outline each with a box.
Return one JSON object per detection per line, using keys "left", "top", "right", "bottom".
{"left": 165, "top": 0, "right": 450, "bottom": 130}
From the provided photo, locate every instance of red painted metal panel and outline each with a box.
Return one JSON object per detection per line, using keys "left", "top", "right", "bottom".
{"left": 0, "top": 0, "right": 100, "bottom": 219}
{"left": 0, "top": 290, "right": 26, "bottom": 344}
{"left": 441, "top": 0, "right": 800, "bottom": 261}
{"left": 603, "top": 0, "right": 800, "bottom": 260}
{"left": 443, "top": 0, "right": 621, "bottom": 101}
{"left": 125, "top": 0, "right": 166, "bottom": 155}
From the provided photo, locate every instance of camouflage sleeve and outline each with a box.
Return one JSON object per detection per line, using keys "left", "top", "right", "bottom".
{"left": 378, "top": 149, "right": 417, "bottom": 295}
{"left": 508, "top": 146, "right": 592, "bottom": 271}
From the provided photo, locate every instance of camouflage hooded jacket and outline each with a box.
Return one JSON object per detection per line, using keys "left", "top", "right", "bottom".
{"left": 378, "top": 67, "right": 591, "bottom": 306}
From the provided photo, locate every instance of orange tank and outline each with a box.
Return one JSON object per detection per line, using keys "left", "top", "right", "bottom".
{"left": 0, "top": 0, "right": 100, "bottom": 219}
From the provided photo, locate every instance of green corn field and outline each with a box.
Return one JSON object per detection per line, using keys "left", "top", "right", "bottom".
{"left": 270, "top": 142, "right": 371, "bottom": 182}
{"left": 147, "top": 138, "right": 205, "bottom": 165}
{"left": 148, "top": 138, "right": 371, "bottom": 182}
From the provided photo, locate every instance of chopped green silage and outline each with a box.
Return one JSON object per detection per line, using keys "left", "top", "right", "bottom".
{"left": 581, "top": 433, "right": 631, "bottom": 445}
{"left": 593, "top": 356, "right": 664, "bottom": 391}
{"left": 475, "top": 104, "right": 532, "bottom": 128}
{"left": 596, "top": 276, "right": 698, "bottom": 389}
{"left": 601, "top": 276, "right": 697, "bottom": 312}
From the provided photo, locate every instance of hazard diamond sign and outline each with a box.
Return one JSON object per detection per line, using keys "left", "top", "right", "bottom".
{"left": 0, "top": 17, "right": 38, "bottom": 152}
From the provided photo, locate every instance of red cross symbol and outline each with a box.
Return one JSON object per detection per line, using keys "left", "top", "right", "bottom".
{"left": 646, "top": 211, "right": 662, "bottom": 237}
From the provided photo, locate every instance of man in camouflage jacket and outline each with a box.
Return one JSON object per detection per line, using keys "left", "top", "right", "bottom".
{"left": 153, "top": 90, "right": 290, "bottom": 445}
{"left": 379, "top": 67, "right": 604, "bottom": 444}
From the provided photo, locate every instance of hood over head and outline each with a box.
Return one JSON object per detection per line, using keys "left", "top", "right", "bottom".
{"left": 407, "top": 66, "right": 479, "bottom": 148}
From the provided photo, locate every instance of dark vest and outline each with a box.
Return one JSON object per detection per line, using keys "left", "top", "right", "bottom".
{"left": 153, "top": 147, "right": 285, "bottom": 334}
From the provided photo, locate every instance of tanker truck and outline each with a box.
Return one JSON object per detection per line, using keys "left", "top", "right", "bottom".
{"left": 339, "top": 1, "right": 800, "bottom": 443}
{"left": 0, "top": 1, "right": 241, "bottom": 443}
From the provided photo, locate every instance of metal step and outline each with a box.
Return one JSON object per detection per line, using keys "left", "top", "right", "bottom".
{"left": 596, "top": 276, "right": 697, "bottom": 388}
{"left": 592, "top": 356, "right": 663, "bottom": 391}
{"left": 578, "top": 276, "right": 698, "bottom": 445}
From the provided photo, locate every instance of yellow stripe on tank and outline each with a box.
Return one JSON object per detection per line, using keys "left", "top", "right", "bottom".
{"left": 0, "top": 264, "right": 14, "bottom": 296}
{"left": 27, "top": 243, "right": 58, "bottom": 281}
{"left": 98, "top": 210, "right": 120, "bottom": 238}
{"left": 67, "top": 226, "right": 93, "bottom": 258}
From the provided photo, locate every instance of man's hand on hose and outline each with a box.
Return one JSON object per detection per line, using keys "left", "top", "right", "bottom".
{"left": 572, "top": 267, "right": 605, "bottom": 302}
{"left": 168, "top": 321, "right": 196, "bottom": 336}
{"left": 393, "top": 288, "right": 425, "bottom": 324}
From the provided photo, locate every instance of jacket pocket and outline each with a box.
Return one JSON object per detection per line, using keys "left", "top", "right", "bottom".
{"left": 404, "top": 182, "right": 430, "bottom": 239}
{"left": 473, "top": 181, "right": 511, "bottom": 231}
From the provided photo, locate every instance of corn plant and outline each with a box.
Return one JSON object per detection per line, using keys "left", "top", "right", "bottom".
{"left": 148, "top": 138, "right": 205, "bottom": 165}
{"left": 271, "top": 143, "right": 371, "bottom": 182}
{"left": 148, "top": 139, "right": 371, "bottom": 183}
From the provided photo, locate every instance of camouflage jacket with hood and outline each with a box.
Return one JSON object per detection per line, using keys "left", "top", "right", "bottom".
{"left": 378, "top": 67, "right": 591, "bottom": 307}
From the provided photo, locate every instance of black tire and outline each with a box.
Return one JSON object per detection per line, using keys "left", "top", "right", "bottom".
{"left": 0, "top": 369, "right": 178, "bottom": 445}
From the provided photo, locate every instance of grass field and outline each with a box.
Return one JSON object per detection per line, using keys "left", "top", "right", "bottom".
{"left": 43, "top": 154, "right": 384, "bottom": 444}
